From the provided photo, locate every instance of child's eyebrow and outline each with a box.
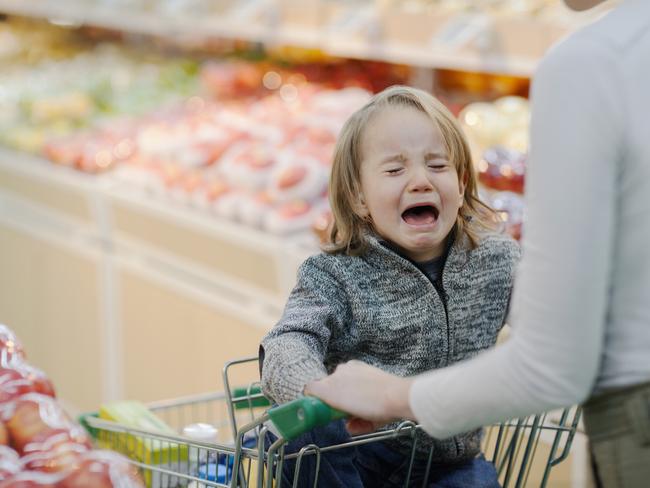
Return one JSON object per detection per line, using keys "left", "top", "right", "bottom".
{"left": 380, "top": 154, "right": 407, "bottom": 164}
{"left": 424, "top": 151, "right": 447, "bottom": 160}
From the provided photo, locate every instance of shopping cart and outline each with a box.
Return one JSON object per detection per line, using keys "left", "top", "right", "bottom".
{"left": 80, "top": 356, "right": 581, "bottom": 488}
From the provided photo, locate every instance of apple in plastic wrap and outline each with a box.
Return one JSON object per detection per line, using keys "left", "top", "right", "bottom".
{"left": 58, "top": 450, "right": 144, "bottom": 488}
{"left": 42, "top": 137, "right": 84, "bottom": 169}
{"left": 265, "top": 199, "right": 314, "bottom": 234}
{"left": 0, "top": 362, "right": 56, "bottom": 404}
{"left": 477, "top": 146, "right": 526, "bottom": 194}
{"left": 490, "top": 191, "right": 525, "bottom": 241}
{"left": 20, "top": 431, "right": 89, "bottom": 474}
{"left": 190, "top": 178, "right": 230, "bottom": 211}
{"left": 277, "top": 165, "right": 307, "bottom": 190}
{"left": 200, "top": 61, "right": 262, "bottom": 99}
{"left": 221, "top": 142, "right": 277, "bottom": 192}
{"left": 0, "top": 369, "right": 34, "bottom": 406}
{"left": 268, "top": 157, "right": 328, "bottom": 203}
{"left": 2, "top": 394, "right": 89, "bottom": 454}
{"left": 0, "top": 445, "right": 20, "bottom": 481}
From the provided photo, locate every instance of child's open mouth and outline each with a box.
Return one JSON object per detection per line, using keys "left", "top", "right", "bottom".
{"left": 401, "top": 204, "right": 439, "bottom": 226}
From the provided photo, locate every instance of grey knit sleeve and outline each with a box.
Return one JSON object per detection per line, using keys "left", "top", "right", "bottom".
{"left": 260, "top": 255, "right": 348, "bottom": 404}
{"left": 502, "top": 237, "right": 522, "bottom": 324}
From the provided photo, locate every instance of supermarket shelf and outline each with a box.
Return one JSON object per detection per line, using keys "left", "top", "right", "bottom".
{"left": 0, "top": 189, "right": 102, "bottom": 260}
{"left": 0, "top": 147, "right": 314, "bottom": 324}
{"left": 105, "top": 182, "right": 306, "bottom": 259}
{"left": 0, "top": 147, "right": 104, "bottom": 193}
{"left": 0, "top": 0, "right": 601, "bottom": 76}
{"left": 107, "top": 188, "right": 311, "bottom": 297}
{"left": 0, "top": 147, "right": 315, "bottom": 255}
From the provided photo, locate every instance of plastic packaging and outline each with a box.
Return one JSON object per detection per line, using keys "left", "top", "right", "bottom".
{"left": 182, "top": 423, "right": 218, "bottom": 465}
{"left": 0, "top": 445, "right": 20, "bottom": 481}
{"left": 182, "top": 423, "right": 229, "bottom": 486}
{"left": 1, "top": 393, "right": 89, "bottom": 454}
{"left": 58, "top": 450, "right": 144, "bottom": 488}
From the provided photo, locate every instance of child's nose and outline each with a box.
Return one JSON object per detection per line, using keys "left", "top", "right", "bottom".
{"left": 408, "top": 168, "right": 434, "bottom": 192}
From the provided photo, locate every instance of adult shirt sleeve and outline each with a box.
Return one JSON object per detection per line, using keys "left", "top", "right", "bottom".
{"left": 409, "top": 36, "right": 625, "bottom": 439}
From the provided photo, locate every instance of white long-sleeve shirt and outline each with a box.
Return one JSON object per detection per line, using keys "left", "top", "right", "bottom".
{"left": 410, "top": 0, "right": 650, "bottom": 439}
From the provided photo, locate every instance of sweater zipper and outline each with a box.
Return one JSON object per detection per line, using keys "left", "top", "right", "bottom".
{"left": 433, "top": 277, "right": 460, "bottom": 456}
{"left": 433, "top": 277, "right": 450, "bottom": 364}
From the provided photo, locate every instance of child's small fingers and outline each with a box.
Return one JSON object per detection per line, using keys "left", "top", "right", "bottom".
{"left": 345, "top": 417, "right": 376, "bottom": 436}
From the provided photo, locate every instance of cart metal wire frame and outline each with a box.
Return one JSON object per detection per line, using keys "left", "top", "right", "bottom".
{"left": 80, "top": 356, "right": 581, "bottom": 488}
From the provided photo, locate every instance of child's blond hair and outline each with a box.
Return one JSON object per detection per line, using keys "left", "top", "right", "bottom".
{"left": 327, "top": 85, "right": 500, "bottom": 256}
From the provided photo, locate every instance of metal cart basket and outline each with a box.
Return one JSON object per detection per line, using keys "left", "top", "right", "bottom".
{"left": 80, "top": 357, "right": 581, "bottom": 488}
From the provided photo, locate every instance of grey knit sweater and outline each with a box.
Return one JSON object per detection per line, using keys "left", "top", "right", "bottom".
{"left": 261, "top": 231, "right": 520, "bottom": 463}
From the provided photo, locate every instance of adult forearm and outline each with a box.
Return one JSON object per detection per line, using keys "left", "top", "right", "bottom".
{"left": 409, "top": 325, "right": 600, "bottom": 439}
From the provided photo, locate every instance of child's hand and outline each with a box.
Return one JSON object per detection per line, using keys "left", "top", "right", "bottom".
{"left": 304, "top": 360, "right": 415, "bottom": 435}
{"left": 344, "top": 417, "right": 381, "bottom": 436}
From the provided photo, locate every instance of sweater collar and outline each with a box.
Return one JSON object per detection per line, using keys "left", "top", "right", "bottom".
{"left": 364, "top": 229, "right": 470, "bottom": 273}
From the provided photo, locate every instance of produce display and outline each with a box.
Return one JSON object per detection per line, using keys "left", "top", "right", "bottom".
{"left": 0, "top": 15, "right": 532, "bottom": 240}
{"left": 461, "top": 96, "right": 530, "bottom": 240}
{"left": 0, "top": 18, "right": 199, "bottom": 154}
{"left": 0, "top": 325, "right": 144, "bottom": 487}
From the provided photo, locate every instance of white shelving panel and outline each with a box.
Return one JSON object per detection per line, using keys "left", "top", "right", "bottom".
{"left": 0, "top": 147, "right": 313, "bottom": 322}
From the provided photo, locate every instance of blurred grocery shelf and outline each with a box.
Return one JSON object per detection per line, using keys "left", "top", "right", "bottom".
{"left": 0, "top": 0, "right": 613, "bottom": 76}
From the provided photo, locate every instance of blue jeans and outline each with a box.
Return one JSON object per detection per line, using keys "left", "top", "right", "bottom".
{"left": 266, "top": 420, "right": 500, "bottom": 488}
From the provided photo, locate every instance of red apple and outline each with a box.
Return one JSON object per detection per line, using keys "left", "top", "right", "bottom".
{"left": 276, "top": 166, "right": 307, "bottom": 190}
{"left": 0, "top": 364, "right": 55, "bottom": 405}
{"left": 278, "top": 200, "right": 310, "bottom": 218}
{"left": 21, "top": 431, "right": 90, "bottom": 457}
{"left": 20, "top": 433, "right": 89, "bottom": 473}
{"left": 58, "top": 451, "right": 144, "bottom": 488}
{"left": 4, "top": 395, "right": 87, "bottom": 454}
{"left": 478, "top": 146, "right": 526, "bottom": 194}
{"left": 19, "top": 447, "right": 84, "bottom": 474}
{"left": 0, "top": 369, "right": 32, "bottom": 404}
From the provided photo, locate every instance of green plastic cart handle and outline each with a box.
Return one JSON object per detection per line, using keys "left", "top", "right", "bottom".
{"left": 267, "top": 396, "right": 347, "bottom": 441}
{"left": 231, "top": 385, "right": 272, "bottom": 409}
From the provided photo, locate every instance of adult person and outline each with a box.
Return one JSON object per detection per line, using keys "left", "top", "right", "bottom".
{"left": 306, "top": 0, "right": 650, "bottom": 485}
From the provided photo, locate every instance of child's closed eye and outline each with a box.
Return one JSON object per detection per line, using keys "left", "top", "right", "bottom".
{"left": 427, "top": 161, "right": 449, "bottom": 171}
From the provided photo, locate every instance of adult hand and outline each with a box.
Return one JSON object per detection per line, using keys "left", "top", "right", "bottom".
{"left": 304, "top": 360, "right": 416, "bottom": 435}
